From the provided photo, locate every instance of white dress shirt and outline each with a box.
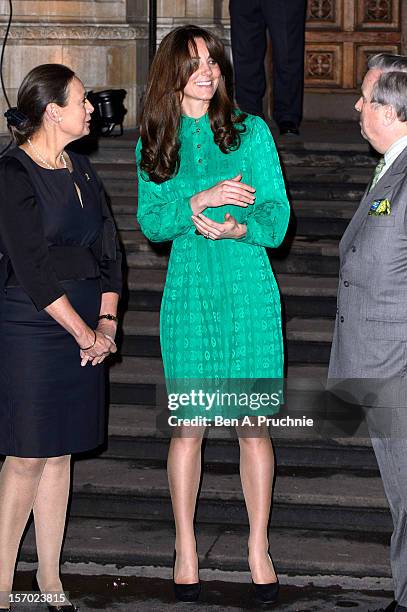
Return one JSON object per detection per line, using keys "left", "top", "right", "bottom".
{"left": 376, "top": 134, "right": 407, "bottom": 182}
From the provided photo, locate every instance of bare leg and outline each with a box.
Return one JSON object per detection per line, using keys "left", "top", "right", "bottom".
{"left": 33, "top": 455, "right": 71, "bottom": 599}
{"left": 238, "top": 424, "right": 277, "bottom": 583}
{"left": 167, "top": 427, "right": 205, "bottom": 584}
{"left": 0, "top": 457, "right": 47, "bottom": 609}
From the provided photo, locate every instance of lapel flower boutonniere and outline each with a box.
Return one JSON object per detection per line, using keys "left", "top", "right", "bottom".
{"left": 368, "top": 198, "right": 391, "bottom": 216}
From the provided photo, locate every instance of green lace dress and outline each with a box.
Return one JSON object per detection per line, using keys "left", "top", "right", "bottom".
{"left": 136, "top": 113, "right": 290, "bottom": 420}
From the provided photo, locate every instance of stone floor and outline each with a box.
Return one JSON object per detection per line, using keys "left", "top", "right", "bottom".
{"left": 11, "top": 569, "right": 393, "bottom": 612}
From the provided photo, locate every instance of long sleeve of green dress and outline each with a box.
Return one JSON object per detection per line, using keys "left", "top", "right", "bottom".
{"left": 237, "top": 116, "right": 290, "bottom": 247}
{"left": 136, "top": 139, "right": 194, "bottom": 242}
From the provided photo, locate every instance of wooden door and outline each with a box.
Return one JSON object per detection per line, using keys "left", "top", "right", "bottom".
{"left": 305, "top": 0, "right": 401, "bottom": 93}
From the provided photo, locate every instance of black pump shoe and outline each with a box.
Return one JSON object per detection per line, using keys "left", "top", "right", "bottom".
{"left": 252, "top": 579, "right": 279, "bottom": 604}
{"left": 32, "top": 574, "right": 79, "bottom": 611}
{"left": 172, "top": 550, "right": 201, "bottom": 602}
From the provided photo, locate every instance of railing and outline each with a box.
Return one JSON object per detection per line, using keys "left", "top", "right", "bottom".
{"left": 149, "top": 0, "right": 157, "bottom": 66}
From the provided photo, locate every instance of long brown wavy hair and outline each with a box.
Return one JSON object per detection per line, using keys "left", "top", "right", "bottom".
{"left": 139, "top": 25, "right": 247, "bottom": 184}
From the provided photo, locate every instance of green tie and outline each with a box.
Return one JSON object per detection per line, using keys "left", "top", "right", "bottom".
{"left": 368, "top": 156, "right": 386, "bottom": 192}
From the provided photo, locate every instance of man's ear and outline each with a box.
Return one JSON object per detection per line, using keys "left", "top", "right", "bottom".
{"left": 382, "top": 104, "right": 397, "bottom": 126}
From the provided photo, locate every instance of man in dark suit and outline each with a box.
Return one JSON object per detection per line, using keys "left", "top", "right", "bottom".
{"left": 229, "top": 0, "right": 307, "bottom": 135}
{"left": 328, "top": 53, "right": 407, "bottom": 612}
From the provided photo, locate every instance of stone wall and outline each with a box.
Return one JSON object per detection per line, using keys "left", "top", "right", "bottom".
{"left": 0, "top": 0, "right": 232, "bottom": 133}
{"left": 0, "top": 0, "right": 149, "bottom": 131}
{"left": 1, "top": 1, "right": 407, "bottom": 130}
{"left": 156, "top": 0, "right": 230, "bottom": 53}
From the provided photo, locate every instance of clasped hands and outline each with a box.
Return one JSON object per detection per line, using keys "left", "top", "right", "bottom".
{"left": 190, "top": 174, "right": 255, "bottom": 240}
{"left": 78, "top": 320, "right": 118, "bottom": 367}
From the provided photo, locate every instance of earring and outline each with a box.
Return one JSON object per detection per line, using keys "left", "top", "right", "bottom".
{"left": 57, "top": 117, "right": 62, "bottom": 122}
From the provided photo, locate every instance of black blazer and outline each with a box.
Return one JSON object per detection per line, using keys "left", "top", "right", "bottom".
{"left": 0, "top": 147, "right": 122, "bottom": 311}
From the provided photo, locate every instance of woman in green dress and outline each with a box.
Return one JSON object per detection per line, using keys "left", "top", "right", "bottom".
{"left": 136, "top": 25, "right": 290, "bottom": 604}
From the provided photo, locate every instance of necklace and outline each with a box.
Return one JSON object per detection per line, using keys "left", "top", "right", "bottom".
{"left": 27, "top": 138, "right": 67, "bottom": 170}
{"left": 27, "top": 138, "right": 84, "bottom": 209}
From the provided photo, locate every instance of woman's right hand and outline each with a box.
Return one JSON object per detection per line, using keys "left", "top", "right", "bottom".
{"left": 77, "top": 329, "right": 117, "bottom": 367}
{"left": 190, "top": 174, "right": 256, "bottom": 215}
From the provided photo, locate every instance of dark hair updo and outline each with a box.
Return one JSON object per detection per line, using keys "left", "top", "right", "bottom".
{"left": 10, "top": 63, "right": 76, "bottom": 145}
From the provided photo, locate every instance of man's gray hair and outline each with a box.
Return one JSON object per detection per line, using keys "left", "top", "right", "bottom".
{"left": 368, "top": 52, "right": 407, "bottom": 73}
{"left": 368, "top": 53, "right": 407, "bottom": 122}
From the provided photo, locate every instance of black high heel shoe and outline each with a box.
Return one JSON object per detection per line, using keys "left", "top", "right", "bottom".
{"left": 250, "top": 551, "right": 279, "bottom": 605}
{"left": 172, "top": 550, "right": 201, "bottom": 602}
{"left": 252, "top": 579, "right": 279, "bottom": 605}
{"left": 32, "top": 574, "right": 79, "bottom": 611}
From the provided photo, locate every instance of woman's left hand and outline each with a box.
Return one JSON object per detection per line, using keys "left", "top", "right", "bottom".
{"left": 80, "top": 320, "right": 117, "bottom": 366}
{"left": 191, "top": 212, "right": 247, "bottom": 240}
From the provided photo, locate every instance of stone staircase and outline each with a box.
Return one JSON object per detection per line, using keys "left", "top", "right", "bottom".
{"left": 18, "top": 123, "right": 393, "bottom": 583}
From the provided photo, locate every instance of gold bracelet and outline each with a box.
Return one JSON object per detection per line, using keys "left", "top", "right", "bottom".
{"left": 80, "top": 330, "right": 96, "bottom": 351}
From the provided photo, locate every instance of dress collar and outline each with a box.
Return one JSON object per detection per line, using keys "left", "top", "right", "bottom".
{"left": 180, "top": 112, "right": 210, "bottom": 130}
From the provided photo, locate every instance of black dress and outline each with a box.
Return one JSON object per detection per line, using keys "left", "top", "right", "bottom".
{"left": 0, "top": 147, "right": 122, "bottom": 458}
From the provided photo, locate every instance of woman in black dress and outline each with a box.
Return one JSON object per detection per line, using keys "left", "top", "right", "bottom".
{"left": 0, "top": 64, "right": 122, "bottom": 611}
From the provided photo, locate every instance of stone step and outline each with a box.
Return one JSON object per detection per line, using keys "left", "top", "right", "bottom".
{"left": 285, "top": 167, "right": 372, "bottom": 184}
{"left": 121, "top": 312, "right": 334, "bottom": 343}
{"left": 110, "top": 356, "right": 164, "bottom": 385}
{"left": 90, "top": 143, "right": 375, "bottom": 167}
{"left": 95, "top": 160, "right": 372, "bottom": 184}
{"left": 120, "top": 232, "right": 341, "bottom": 275}
{"left": 103, "top": 177, "right": 365, "bottom": 200}
{"left": 97, "top": 168, "right": 369, "bottom": 210}
{"left": 287, "top": 318, "right": 334, "bottom": 343}
{"left": 109, "top": 356, "right": 329, "bottom": 404}
{"left": 280, "top": 149, "right": 376, "bottom": 168}
{"left": 110, "top": 196, "right": 355, "bottom": 239}
{"left": 109, "top": 357, "right": 328, "bottom": 386}
{"left": 19, "top": 516, "right": 391, "bottom": 579}
{"left": 106, "top": 404, "right": 378, "bottom": 472}
{"left": 114, "top": 215, "right": 348, "bottom": 244}
{"left": 110, "top": 195, "right": 356, "bottom": 219}
{"left": 291, "top": 200, "right": 354, "bottom": 238}
{"left": 118, "top": 312, "right": 334, "bottom": 362}
{"left": 120, "top": 232, "right": 341, "bottom": 257}
{"left": 114, "top": 213, "right": 349, "bottom": 242}
{"left": 68, "top": 457, "right": 390, "bottom": 532}
{"left": 91, "top": 158, "right": 368, "bottom": 201}
{"left": 86, "top": 121, "right": 372, "bottom": 160}
{"left": 125, "top": 269, "right": 339, "bottom": 317}
{"left": 288, "top": 183, "right": 365, "bottom": 202}
{"left": 126, "top": 270, "right": 338, "bottom": 298}
{"left": 295, "top": 217, "right": 349, "bottom": 239}
{"left": 293, "top": 200, "right": 357, "bottom": 220}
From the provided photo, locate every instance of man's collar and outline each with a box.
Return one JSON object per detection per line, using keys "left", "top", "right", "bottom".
{"left": 384, "top": 133, "right": 407, "bottom": 162}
